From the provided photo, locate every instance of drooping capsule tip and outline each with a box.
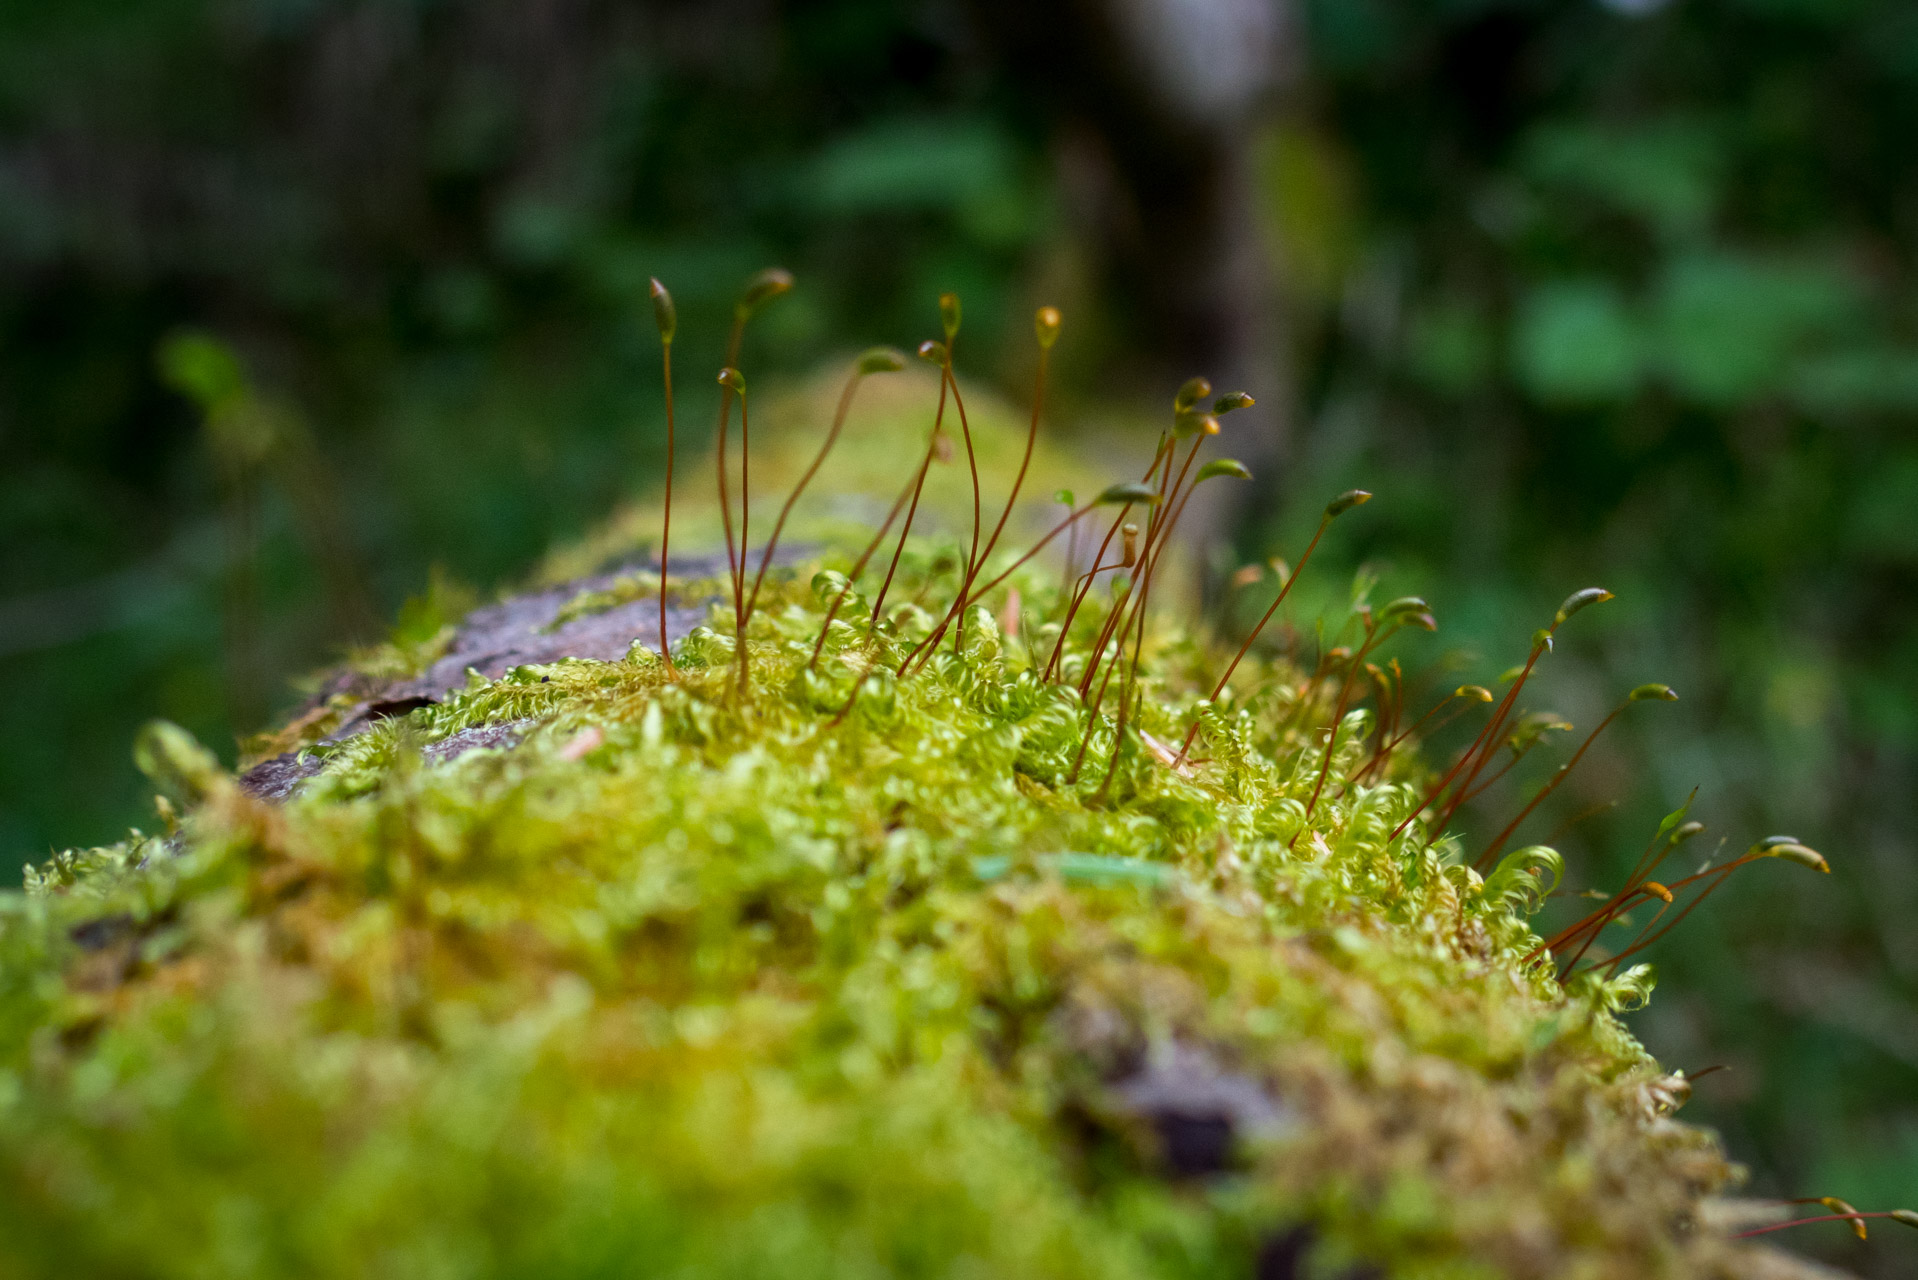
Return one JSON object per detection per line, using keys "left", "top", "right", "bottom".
{"left": 1175, "top": 376, "right": 1213, "bottom": 413}
{"left": 1814, "top": 1199, "right": 1868, "bottom": 1240}
{"left": 1553, "top": 586, "right": 1615, "bottom": 627}
{"left": 1326, "top": 489, "right": 1373, "bottom": 518}
{"left": 1172, "top": 409, "right": 1212, "bottom": 438}
{"left": 649, "top": 278, "right": 677, "bottom": 343}
{"left": 1778, "top": 844, "right": 1831, "bottom": 873}
{"left": 717, "top": 366, "right": 746, "bottom": 393}
{"left": 856, "top": 345, "right": 907, "bottom": 375}
{"left": 1195, "top": 458, "right": 1253, "bottom": 483}
{"left": 1096, "top": 481, "right": 1163, "bottom": 506}
{"left": 1035, "top": 306, "right": 1062, "bottom": 350}
{"left": 737, "top": 267, "right": 794, "bottom": 316}
{"left": 1630, "top": 683, "right": 1679, "bottom": 702}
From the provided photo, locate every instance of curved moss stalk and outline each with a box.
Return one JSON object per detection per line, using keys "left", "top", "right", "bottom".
{"left": 650, "top": 279, "right": 680, "bottom": 674}
{"left": 906, "top": 307, "right": 1058, "bottom": 673}
{"left": 870, "top": 342, "right": 956, "bottom": 628}
{"left": 1173, "top": 489, "right": 1370, "bottom": 768}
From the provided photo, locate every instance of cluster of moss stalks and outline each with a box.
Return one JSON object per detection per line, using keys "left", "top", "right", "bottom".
{"left": 0, "top": 358, "right": 1839, "bottom": 1280}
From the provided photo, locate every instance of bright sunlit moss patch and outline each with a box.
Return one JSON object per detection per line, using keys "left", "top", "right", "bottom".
{"left": 0, "top": 527, "right": 1814, "bottom": 1280}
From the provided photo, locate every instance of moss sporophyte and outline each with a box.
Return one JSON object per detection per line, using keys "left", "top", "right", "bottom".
{"left": 4, "top": 278, "right": 1901, "bottom": 1278}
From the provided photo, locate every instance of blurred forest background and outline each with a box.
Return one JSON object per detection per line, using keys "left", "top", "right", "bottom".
{"left": 2, "top": 0, "right": 1915, "bottom": 1272}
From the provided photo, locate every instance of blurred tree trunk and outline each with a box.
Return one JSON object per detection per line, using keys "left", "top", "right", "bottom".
{"left": 970, "top": 0, "right": 1294, "bottom": 577}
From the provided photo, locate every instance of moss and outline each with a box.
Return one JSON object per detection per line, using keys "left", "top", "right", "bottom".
{"left": 0, "top": 369, "right": 1825, "bottom": 1280}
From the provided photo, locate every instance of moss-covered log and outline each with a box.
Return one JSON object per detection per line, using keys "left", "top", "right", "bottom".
{"left": 0, "top": 367, "right": 1843, "bottom": 1280}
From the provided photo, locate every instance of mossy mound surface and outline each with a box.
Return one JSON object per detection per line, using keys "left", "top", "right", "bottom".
{"left": 1, "top": 373, "right": 1833, "bottom": 1279}
{"left": 1, "top": 558, "right": 1825, "bottom": 1280}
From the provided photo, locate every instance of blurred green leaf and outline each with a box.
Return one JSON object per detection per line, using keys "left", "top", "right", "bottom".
{"left": 1650, "top": 253, "right": 1865, "bottom": 405}
{"left": 1790, "top": 347, "right": 1918, "bottom": 412}
{"left": 805, "top": 117, "right": 1033, "bottom": 246}
{"left": 1512, "top": 281, "right": 1641, "bottom": 404}
{"left": 1522, "top": 118, "right": 1724, "bottom": 240}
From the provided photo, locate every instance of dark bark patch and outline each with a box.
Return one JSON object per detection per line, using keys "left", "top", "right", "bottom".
{"left": 1109, "top": 1041, "right": 1294, "bottom": 1178}
{"left": 239, "top": 751, "right": 325, "bottom": 802}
